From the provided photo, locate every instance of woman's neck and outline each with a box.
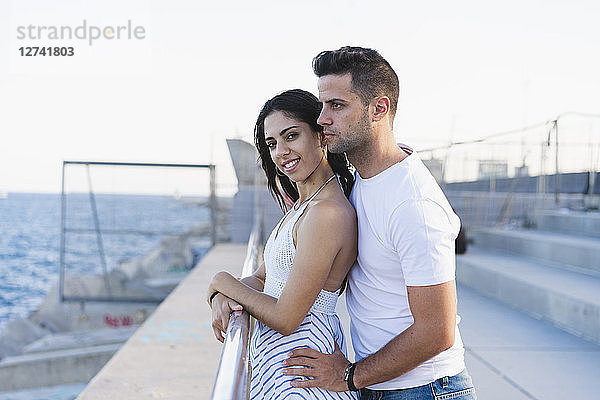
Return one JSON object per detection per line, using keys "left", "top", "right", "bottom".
{"left": 296, "top": 158, "right": 335, "bottom": 203}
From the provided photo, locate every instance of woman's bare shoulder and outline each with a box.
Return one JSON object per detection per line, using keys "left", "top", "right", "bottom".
{"left": 301, "top": 196, "right": 356, "bottom": 231}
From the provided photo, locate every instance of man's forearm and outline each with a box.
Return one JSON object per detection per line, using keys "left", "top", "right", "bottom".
{"left": 352, "top": 321, "right": 455, "bottom": 388}
{"left": 352, "top": 281, "right": 458, "bottom": 388}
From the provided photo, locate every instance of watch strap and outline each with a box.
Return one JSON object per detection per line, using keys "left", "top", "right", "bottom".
{"left": 345, "top": 362, "right": 359, "bottom": 391}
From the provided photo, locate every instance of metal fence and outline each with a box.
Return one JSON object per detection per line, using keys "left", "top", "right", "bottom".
{"left": 445, "top": 191, "right": 588, "bottom": 230}
{"left": 59, "top": 161, "right": 217, "bottom": 303}
{"left": 415, "top": 112, "right": 600, "bottom": 229}
{"left": 420, "top": 112, "right": 600, "bottom": 194}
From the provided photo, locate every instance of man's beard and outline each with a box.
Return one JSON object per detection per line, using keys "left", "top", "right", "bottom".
{"left": 327, "top": 108, "right": 371, "bottom": 155}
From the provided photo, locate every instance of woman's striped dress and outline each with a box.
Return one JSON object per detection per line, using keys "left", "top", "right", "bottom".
{"left": 249, "top": 201, "right": 358, "bottom": 399}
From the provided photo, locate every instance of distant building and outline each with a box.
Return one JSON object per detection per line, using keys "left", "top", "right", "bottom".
{"left": 422, "top": 158, "right": 444, "bottom": 184}
{"left": 478, "top": 160, "right": 508, "bottom": 180}
{"left": 514, "top": 165, "right": 529, "bottom": 177}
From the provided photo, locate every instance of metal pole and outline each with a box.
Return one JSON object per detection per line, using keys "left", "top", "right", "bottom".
{"left": 440, "top": 147, "right": 450, "bottom": 190}
{"left": 538, "top": 141, "right": 545, "bottom": 194}
{"left": 210, "top": 165, "right": 217, "bottom": 247}
{"left": 554, "top": 120, "right": 559, "bottom": 205}
{"left": 86, "top": 164, "right": 111, "bottom": 295}
{"left": 588, "top": 121, "right": 596, "bottom": 197}
{"left": 58, "top": 162, "right": 66, "bottom": 303}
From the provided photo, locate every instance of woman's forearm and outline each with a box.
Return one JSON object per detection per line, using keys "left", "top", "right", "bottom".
{"left": 240, "top": 275, "right": 265, "bottom": 292}
{"left": 208, "top": 273, "right": 264, "bottom": 306}
{"left": 210, "top": 272, "right": 301, "bottom": 335}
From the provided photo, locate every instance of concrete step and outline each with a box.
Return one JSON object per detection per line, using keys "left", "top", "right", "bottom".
{"left": 531, "top": 209, "right": 600, "bottom": 238}
{"left": 472, "top": 227, "right": 600, "bottom": 274}
{"left": 23, "top": 326, "right": 136, "bottom": 354}
{"left": 456, "top": 248, "right": 600, "bottom": 345}
{"left": 0, "top": 344, "right": 120, "bottom": 392}
{"left": 458, "top": 284, "right": 600, "bottom": 400}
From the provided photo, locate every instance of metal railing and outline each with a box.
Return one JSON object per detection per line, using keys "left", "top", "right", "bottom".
{"left": 414, "top": 112, "right": 600, "bottom": 226}
{"left": 211, "top": 183, "right": 263, "bottom": 399}
{"left": 445, "top": 191, "right": 587, "bottom": 230}
{"left": 211, "top": 217, "right": 261, "bottom": 398}
{"left": 59, "top": 160, "right": 217, "bottom": 303}
{"left": 418, "top": 112, "right": 600, "bottom": 205}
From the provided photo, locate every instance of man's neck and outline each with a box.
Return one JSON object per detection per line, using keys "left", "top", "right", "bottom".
{"left": 348, "top": 132, "right": 408, "bottom": 179}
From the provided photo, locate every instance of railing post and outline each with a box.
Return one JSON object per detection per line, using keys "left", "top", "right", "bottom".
{"left": 58, "top": 160, "right": 216, "bottom": 303}
{"left": 538, "top": 141, "right": 546, "bottom": 194}
{"left": 59, "top": 161, "right": 66, "bottom": 303}
{"left": 554, "top": 120, "right": 560, "bottom": 205}
{"left": 86, "top": 164, "right": 111, "bottom": 295}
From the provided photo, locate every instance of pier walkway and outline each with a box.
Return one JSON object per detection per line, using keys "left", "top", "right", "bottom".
{"left": 73, "top": 243, "right": 599, "bottom": 400}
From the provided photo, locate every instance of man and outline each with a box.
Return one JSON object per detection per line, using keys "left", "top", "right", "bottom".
{"left": 282, "top": 47, "right": 476, "bottom": 399}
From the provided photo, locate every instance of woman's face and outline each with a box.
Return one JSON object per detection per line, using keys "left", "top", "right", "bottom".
{"left": 264, "top": 111, "right": 323, "bottom": 183}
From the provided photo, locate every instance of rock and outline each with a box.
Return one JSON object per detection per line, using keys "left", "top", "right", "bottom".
{"left": 0, "top": 318, "right": 50, "bottom": 359}
{"left": 118, "top": 236, "right": 194, "bottom": 280}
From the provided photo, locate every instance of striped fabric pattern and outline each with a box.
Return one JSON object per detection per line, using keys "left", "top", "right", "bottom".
{"left": 249, "top": 312, "right": 358, "bottom": 399}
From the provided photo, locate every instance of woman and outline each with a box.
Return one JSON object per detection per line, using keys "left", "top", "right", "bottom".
{"left": 208, "top": 89, "right": 358, "bottom": 399}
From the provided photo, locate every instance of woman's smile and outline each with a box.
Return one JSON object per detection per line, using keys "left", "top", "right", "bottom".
{"left": 281, "top": 158, "right": 300, "bottom": 173}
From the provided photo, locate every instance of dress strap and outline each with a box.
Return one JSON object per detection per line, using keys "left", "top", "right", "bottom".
{"left": 276, "top": 174, "right": 337, "bottom": 239}
{"left": 292, "top": 174, "right": 336, "bottom": 212}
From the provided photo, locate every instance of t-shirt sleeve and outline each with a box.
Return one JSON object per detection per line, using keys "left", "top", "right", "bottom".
{"left": 388, "top": 198, "right": 460, "bottom": 286}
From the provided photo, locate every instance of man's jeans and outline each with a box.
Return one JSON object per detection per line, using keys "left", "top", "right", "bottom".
{"left": 359, "top": 369, "right": 476, "bottom": 399}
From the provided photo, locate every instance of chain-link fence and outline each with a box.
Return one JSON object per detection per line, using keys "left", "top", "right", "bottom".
{"left": 58, "top": 161, "right": 224, "bottom": 304}
{"left": 417, "top": 112, "right": 600, "bottom": 229}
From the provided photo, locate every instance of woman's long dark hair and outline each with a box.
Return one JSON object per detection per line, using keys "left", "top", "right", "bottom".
{"left": 254, "top": 89, "right": 354, "bottom": 212}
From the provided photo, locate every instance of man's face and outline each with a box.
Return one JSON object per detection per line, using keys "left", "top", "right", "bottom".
{"left": 317, "top": 73, "right": 371, "bottom": 155}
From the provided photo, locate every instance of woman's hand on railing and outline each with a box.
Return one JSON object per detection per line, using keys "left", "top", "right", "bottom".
{"left": 210, "top": 292, "right": 244, "bottom": 342}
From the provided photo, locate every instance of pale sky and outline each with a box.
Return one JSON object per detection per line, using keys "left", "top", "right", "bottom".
{"left": 1, "top": 0, "right": 599, "bottom": 194}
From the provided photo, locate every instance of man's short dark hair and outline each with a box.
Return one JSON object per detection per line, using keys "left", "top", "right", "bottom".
{"left": 313, "top": 46, "right": 399, "bottom": 121}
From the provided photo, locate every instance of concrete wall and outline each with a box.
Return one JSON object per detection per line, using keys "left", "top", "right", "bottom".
{"left": 444, "top": 172, "right": 593, "bottom": 193}
{"left": 77, "top": 244, "right": 247, "bottom": 399}
{"left": 0, "top": 345, "right": 119, "bottom": 392}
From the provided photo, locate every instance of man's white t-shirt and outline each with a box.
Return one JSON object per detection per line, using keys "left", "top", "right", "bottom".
{"left": 347, "top": 148, "right": 465, "bottom": 390}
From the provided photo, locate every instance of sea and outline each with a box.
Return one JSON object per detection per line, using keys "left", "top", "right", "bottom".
{"left": 0, "top": 192, "right": 211, "bottom": 330}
